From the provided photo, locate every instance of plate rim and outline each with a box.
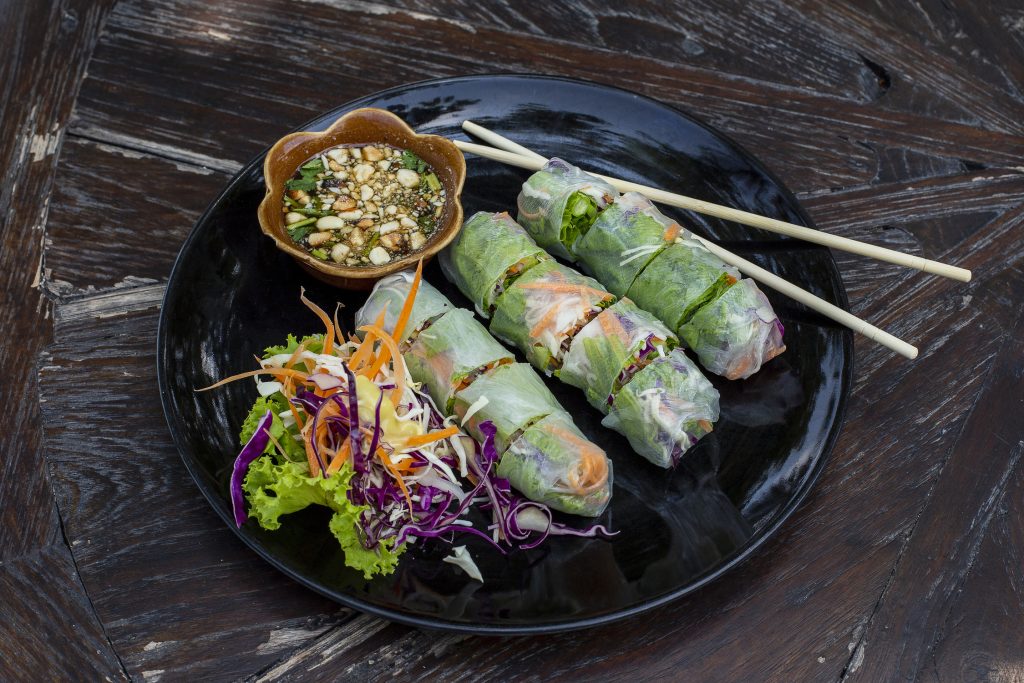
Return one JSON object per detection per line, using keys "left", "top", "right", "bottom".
{"left": 157, "top": 72, "right": 853, "bottom": 635}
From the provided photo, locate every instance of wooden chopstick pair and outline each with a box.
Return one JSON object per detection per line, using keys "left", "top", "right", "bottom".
{"left": 451, "top": 121, "right": 972, "bottom": 359}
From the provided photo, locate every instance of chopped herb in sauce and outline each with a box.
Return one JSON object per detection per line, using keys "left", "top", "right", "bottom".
{"left": 282, "top": 144, "right": 446, "bottom": 267}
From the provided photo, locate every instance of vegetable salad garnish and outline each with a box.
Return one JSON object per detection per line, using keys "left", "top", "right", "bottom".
{"left": 200, "top": 263, "right": 613, "bottom": 580}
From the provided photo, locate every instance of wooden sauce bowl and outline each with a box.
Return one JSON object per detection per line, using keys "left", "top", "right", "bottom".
{"left": 258, "top": 108, "right": 466, "bottom": 290}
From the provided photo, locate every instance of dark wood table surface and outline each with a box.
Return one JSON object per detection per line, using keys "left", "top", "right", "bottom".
{"left": 3, "top": 0, "right": 1023, "bottom": 680}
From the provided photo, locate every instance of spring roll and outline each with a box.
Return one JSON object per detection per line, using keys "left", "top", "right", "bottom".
{"left": 354, "top": 271, "right": 451, "bottom": 344}
{"left": 490, "top": 260, "right": 616, "bottom": 375}
{"left": 451, "top": 362, "right": 567, "bottom": 453}
{"left": 680, "top": 279, "right": 787, "bottom": 380}
{"left": 572, "top": 192, "right": 678, "bottom": 296}
{"left": 516, "top": 157, "right": 617, "bottom": 260}
{"left": 501, "top": 414, "right": 612, "bottom": 517}
{"left": 404, "top": 308, "right": 514, "bottom": 413}
{"left": 626, "top": 236, "right": 741, "bottom": 333}
{"left": 439, "top": 211, "right": 549, "bottom": 318}
{"left": 559, "top": 298, "right": 676, "bottom": 412}
{"left": 602, "top": 349, "right": 720, "bottom": 467}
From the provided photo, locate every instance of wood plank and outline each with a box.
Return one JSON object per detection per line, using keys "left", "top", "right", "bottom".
{"left": 0, "top": 545, "right": 126, "bottom": 681}
{"left": 40, "top": 291, "right": 352, "bottom": 681}
{"left": 845, "top": 311, "right": 1024, "bottom": 680}
{"left": 44, "top": 137, "right": 227, "bottom": 293}
{"left": 0, "top": 0, "right": 115, "bottom": 560}
{"left": 375, "top": 0, "right": 884, "bottom": 100}
{"left": 69, "top": 0, "right": 1024, "bottom": 198}
{"left": 925, "top": 439, "right": 1024, "bottom": 679}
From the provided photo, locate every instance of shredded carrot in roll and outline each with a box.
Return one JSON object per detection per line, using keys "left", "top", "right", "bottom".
{"left": 664, "top": 222, "right": 681, "bottom": 242}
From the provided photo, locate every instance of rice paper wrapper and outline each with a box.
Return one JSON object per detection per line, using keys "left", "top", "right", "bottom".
{"left": 491, "top": 260, "right": 615, "bottom": 374}
{"left": 404, "top": 309, "right": 514, "bottom": 412}
{"left": 573, "top": 192, "right": 678, "bottom": 296}
{"left": 602, "top": 349, "right": 720, "bottom": 468}
{"left": 439, "top": 211, "right": 549, "bottom": 317}
{"left": 354, "top": 271, "right": 452, "bottom": 344}
{"left": 452, "top": 363, "right": 567, "bottom": 453}
{"left": 626, "top": 239, "right": 740, "bottom": 332}
{"left": 516, "top": 158, "right": 616, "bottom": 260}
{"left": 680, "top": 279, "right": 786, "bottom": 380}
{"left": 559, "top": 298, "right": 676, "bottom": 411}
{"left": 500, "top": 414, "right": 612, "bottom": 517}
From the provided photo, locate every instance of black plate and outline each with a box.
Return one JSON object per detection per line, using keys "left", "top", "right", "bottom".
{"left": 158, "top": 74, "right": 852, "bottom": 634}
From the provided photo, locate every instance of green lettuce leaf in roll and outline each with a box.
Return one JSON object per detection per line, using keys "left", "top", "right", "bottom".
{"left": 559, "top": 298, "right": 677, "bottom": 411}
{"left": 451, "top": 362, "right": 566, "bottom": 454}
{"left": 404, "top": 308, "right": 514, "bottom": 413}
{"left": 626, "top": 234, "right": 741, "bottom": 333}
{"left": 516, "top": 158, "right": 616, "bottom": 260}
{"left": 602, "top": 349, "right": 720, "bottom": 468}
{"left": 572, "top": 192, "right": 680, "bottom": 296}
{"left": 439, "top": 211, "right": 549, "bottom": 318}
{"left": 490, "top": 260, "right": 616, "bottom": 375}
{"left": 353, "top": 271, "right": 452, "bottom": 344}
{"left": 680, "top": 278, "right": 787, "bottom": 380}
{"left": 500, "top": 414, "right": 612, "bottom": 517}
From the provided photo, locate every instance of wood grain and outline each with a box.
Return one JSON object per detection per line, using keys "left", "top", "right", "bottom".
{"left": 9, "top": 0, "right": 1024, "bottom": 678}
{"left": 40, "top": 294, "right": 353, "bottom": 681}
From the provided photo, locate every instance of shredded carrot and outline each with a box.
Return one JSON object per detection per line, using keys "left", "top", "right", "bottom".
{"left": 332, "top": 303, "right": 346, "bottom": 351}
{"left": 401, "top": 425, "right": 459, "bottom": 448}
{"left": 529, "top": 306, "right": 562, "bottom": 338}
{"left": 378, "top": 448, "right": 413, "bottom": 511}
{"left": 390, "top": 259, "right": 422, "bottom": 342}
{"left": 327, "top": 441, "right": 352, "bottom": 474}
{"left": 518, "top": 282, "right": 607, "bottom": 298}
{"left": 357, "top": 324, "right": 408, "bottom": 402}
{"left": 280, "top": 340, "right": 309, "bottom": 398}
{"left": 726, "top": 274, "right": 739, "bottom": 285}
{"left": 550, "top": 425, "right": 609, "bottom": 495}
{"left": 196, "top": 367, "right": 310, "bottom": 392}
{"left": 299, "top": 287, "right": 334, "bottom": 355}
{"left": 304, "top": 434, "right": 322, "bottom": 477}
{"left": 349, "top": 308, "right": 387, "bottom": 372}
{"left": 664, "top": 222, "right": 681, "bottom": 242}
{"left": 597, "top": 309, "right": 626, "bottom": 342}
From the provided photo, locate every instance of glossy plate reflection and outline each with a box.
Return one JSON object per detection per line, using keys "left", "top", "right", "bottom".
{"left": 157, "top": 74, "right": 852, "bottom": 634}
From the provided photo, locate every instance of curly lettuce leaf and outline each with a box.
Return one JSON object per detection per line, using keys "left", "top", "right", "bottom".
{"left": 243, "top": 456, "right": 405, "bottom": 579}
{"left": 239, "top": 395, "right": 305, "bottom": 463}
{"left": 263, "top": 333, "right": 325, "bottom": 357}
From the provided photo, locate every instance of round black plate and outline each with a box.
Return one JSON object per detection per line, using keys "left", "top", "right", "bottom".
{"left": 158, "top": 74, "right": 852, "bottom": 634}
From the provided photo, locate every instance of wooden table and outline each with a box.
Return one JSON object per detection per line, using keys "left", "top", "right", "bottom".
{"left": 3, "top": 1, "right": 1022, "bottom": 680}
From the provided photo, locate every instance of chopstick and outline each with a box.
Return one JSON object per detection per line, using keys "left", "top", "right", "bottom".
{"left": 453, "top": 128, "right": 919, "bottom": 360}
{"left": 460, "top": 121, "right": 971, "bottom": 283}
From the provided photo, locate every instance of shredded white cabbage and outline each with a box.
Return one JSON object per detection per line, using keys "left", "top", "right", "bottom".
{"left": 443, "top": 546, "right": 483, "bottom": 582}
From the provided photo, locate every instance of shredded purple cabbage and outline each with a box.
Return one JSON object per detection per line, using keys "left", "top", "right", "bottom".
{"left": 230, "top": 410, "right": 273, "bottom": 527}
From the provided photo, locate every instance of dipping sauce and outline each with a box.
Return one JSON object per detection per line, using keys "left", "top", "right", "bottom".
{"left": 282, "top": 144, "right": 446, "bottom": 266}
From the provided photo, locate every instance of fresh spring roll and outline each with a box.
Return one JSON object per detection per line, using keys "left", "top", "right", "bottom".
{"left": 516, "top": 157, "right": 616, "bottom": 260}
{"left": 490, "top": 260, "right": 616, "bottom": 375}
{"left": 439, "top": 211, "right": 549, "bottom": 318}
{"left": 559, "top": 298, "right": 676, "bottom": 412}
{"left": 603, "top": 349, "right": 720, "bottom": 467}
{"left": 680, "top": 278, "right": 787, "bottom": 380}
{"left": 354, "top": 270, "right": 451, "bottom": 344}
{"left": 404, "top": 308, "right": 513, "bottom": 413}
{"left": 501, "top": 414, "right": 612, "bottom": 517}
{"left": 626, "top": 235, "right": 741, "bottom": 333}
{"left": 451, "top": 362, "right": 566, "bottom": 454}
{"left": 572, "top": 192, "right": 679, "bottom": 296}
